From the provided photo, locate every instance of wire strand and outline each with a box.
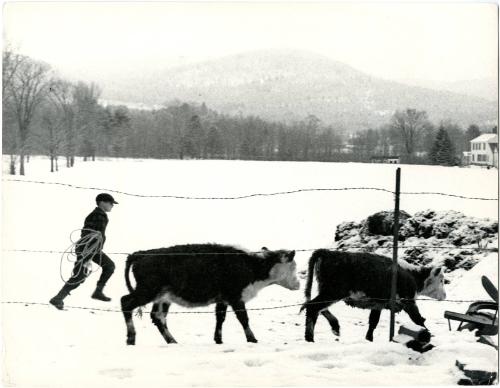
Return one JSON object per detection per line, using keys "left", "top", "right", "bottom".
{"left": 1, "top": 296, "right": 491, "bottom": 315}
{"left": 3, "top": 244, "right": 498, "bottom": 256}
{"left": 5, "top": 178, "right": 498, "bottom": 201}
{"left": 400, "top": 191, "right": 498, "bottom": 201}
{"left": 2, "top": 179, "right": 394, "bottom": 200}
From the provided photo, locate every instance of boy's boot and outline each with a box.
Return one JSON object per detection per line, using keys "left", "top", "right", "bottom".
{"left": 91, "top": 284, "right": 111, "bottom": 302}
{"left": 49, "top": 284, "right": 74, "bottom": 310}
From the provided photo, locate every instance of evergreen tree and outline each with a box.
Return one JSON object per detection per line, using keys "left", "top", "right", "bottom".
{"left": 429, "top": 126, "right": 456, "bottom": 166}
{"left": 465, "top": 124, "right": 481, "bottom": 142}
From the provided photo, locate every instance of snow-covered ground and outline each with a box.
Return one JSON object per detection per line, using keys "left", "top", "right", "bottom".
{"left": 1, "top": 157, "right": 498, "bottom": 387}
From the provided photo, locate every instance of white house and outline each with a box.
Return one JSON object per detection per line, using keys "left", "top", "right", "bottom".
{"left": 470, "top": 134, "right": 498, "bottom": 168}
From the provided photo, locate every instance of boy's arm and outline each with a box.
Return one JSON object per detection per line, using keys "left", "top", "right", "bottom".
{"left": 83, "top": 213, "right": 107, "bottom": 238}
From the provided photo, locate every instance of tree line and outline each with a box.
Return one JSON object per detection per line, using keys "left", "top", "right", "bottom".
{"left": 350, "top": 110, "right": 496, "bottom": 165}
{"left": 3, "top": 50, "right": 496, "bottom": 175}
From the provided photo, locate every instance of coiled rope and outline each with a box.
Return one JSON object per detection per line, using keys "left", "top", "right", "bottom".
{"left": 60, "top": 229, "right": 103, "bottom": 285}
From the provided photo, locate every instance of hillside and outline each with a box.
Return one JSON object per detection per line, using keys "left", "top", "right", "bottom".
{"left": 398, "top": 77, "right": 497, "bottom": 103}
{"left": 101, "top": 49, "right": 497, "bottom": 129}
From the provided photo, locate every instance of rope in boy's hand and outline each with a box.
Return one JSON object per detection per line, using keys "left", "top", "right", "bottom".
{"left": 60, "top": 229, "right": 104, "bottom": 285}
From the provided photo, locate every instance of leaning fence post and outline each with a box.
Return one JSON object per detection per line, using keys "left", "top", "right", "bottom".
{"left": 389, "top": 167, "right": 401, "bottom": 341}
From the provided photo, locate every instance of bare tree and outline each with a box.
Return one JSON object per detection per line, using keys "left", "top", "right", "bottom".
{"left": 390, "top": 108, "right": 429, "bottom": 161}
{"left": 40, "top": 105, "right": 65, "bottom": 172}
{"left": 3, "top": 127, "right": 18, "bottom": 174}
{"left": 3, "top": 49, "right": 24, "bottom": 97}
{"left": 49, "top": 79, "right": 76, "bottom": 167}
{"left": 7, "top": 55, "right": 52, "bottom": 175}
{"left": 73, "top": 82, "right": 102, "bottom": 161}
{"left": 2, "top": 49, "right": 25, "bottom": 174}
{"left": 303, "top": 114, "right": 321, "bottom": 159}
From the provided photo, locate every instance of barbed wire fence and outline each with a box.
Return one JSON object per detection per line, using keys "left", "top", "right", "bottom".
{"left": 3, "top": 178, "right": 498, "bottom": 201}
{"left": 3, "top": 245, "right": 498, "bottom": 256}
{"left": 1, "top": 173, "right": 498, "bottom": 328}
{"left": 1, "top": 297, "right": 491, "bottom": 315}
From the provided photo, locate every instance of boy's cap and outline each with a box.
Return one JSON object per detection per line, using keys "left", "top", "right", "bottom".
{"left": 96, "top": 193, "right": 118, "bottom": 204}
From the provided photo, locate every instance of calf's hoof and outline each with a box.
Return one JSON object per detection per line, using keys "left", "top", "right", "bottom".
{"left": 365, "top": 334, "right": 373, "bottom": 342}
{"left": 305, "top": 334, "right": 315, "bottom": 343}
{"left": 126, "top": 336, "right": 136, "bottom": 345}
{"left": 214, "top": 338, "right": 223, "bottom": 345}
{"left": 247, "top": 337, "right": 258, "bottom": 343}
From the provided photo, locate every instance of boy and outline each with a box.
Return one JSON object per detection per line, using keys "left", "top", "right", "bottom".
{"left": 49, "top": 193, "right": 118, "bottom": 310}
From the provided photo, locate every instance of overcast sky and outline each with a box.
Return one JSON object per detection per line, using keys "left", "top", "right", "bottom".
{"left": 3, "top": 1, "right": 498, "bottom": 83}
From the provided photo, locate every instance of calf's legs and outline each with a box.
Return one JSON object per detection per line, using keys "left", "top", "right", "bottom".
{"left": 365, "top": 309, "right": 381, "bottom": 342}
{"left": 214, "top": 303, "right": 228, "bottom": 344}
{"left": 151, "top": 302, "right": 177, "bottom": 344}
{"left": 231, "top": 301, "right": 258, "bottom": 343}
{"left": 304, "top": 295, "right": 336, "bottom": 342}
{"left": 363, "top": 302, "right": 426, "bottom": 343}
{"left": 402, "top": 301, "right": 427, "bottom": 328}
{"left": 121, "top": 291, "right": 154, "bottom": 345}
{"left": 321, "top": 309, "right": 340, "bottom": 336}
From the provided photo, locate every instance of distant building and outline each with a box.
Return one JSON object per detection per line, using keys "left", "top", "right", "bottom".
{"left": 370, "top": 155, "right": 400, "bottom": 164}
{"left": 470, "top": 134, "right": 498, "bottom": 168}
{"left": 462, "top": 151, "right": 472, "bottom": 165}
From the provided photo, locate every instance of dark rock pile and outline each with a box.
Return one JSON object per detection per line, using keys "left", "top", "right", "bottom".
{"left": 334, "top": 210, "right": 498, "bottom": 273}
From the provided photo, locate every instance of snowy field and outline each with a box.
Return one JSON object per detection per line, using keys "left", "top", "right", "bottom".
{"left": 1, "top": 156, "right": 498, "bottom": 387}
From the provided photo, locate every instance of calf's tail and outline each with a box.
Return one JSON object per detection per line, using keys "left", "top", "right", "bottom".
{"left": 125, "top": 253, "right": 139, "bottom": 293}
{"left": 300, "top": 250, "right": 323, "bottom": 312}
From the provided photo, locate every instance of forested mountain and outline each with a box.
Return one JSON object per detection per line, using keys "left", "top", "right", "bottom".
{"left": 102, "top": 49, "right": 497, "bottom": 130}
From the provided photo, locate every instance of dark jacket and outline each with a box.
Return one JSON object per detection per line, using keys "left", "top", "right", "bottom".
{"left": 81, "top": 207, "right": 109, "bottom": 247}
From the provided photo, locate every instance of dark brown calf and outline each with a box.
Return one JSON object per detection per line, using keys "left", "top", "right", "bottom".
{"left": 121, "top": 244, "right": 300, "bottom": 345}
{"left": 301, "top": 249, "right": 446, "bottom": 342}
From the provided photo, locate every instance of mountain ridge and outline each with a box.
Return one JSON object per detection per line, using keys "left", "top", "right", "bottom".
{"left": 100, "top": 49, "right": 497, "bottom": 129}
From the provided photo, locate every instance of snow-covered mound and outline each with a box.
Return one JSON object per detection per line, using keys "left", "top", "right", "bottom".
{"left": 447, "top": 254, "right": 498, "bottom": 301}
{"left": 335, "top": 209, "right": 498, "bottom": 282}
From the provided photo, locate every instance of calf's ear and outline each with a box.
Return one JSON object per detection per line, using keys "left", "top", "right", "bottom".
{"left": 281, "top": 250, "right": 295, "bottom": 262}
{"left": 259, "top": 247, "right": 272, "bottom": 259}
{"left": 432, "top": 267, "right": 443, "bottom": 276}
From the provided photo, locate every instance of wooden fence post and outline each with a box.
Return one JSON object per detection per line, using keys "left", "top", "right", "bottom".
{"left": 390, "top": 167, "right": 401, "bottom": 341}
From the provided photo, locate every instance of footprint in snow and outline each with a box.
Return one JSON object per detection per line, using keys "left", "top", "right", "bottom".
{"left": 244, "top": 359, "right": 268, "bottom": 367}
{"left": 302, "top": 353, "right": 330, "bottom": 361}
{"left": 99, "top": 368, "right": 133, "bottom": 379}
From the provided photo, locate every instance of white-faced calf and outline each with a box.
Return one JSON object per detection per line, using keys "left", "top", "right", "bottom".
{"left": 121, "top": 244, "right": 300, "bottom": 345}
{"left": 301, "top": 249, "right": 446, "bottom": 342}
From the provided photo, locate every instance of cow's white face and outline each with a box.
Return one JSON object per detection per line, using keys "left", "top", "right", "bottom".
{"left": 264, "top": 249, "right": 300, "bottom": 290}
{"left": 421, "top": 266, "right": 446, "bottom": 300}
